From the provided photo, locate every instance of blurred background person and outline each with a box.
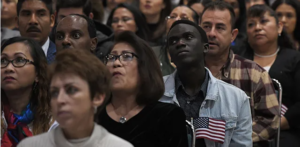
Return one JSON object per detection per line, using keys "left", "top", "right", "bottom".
{"left": 272, "top": 0, "right": 300, "bottom": 50}
{"left": 55, "top": 15, "right": 98, "bottom": 53}
{"left": 107, "top": 3, "right": 150, "bottom": 41}
{"left": 54, "top": 0, "right": 114, "bottom": 62}
{"left": 17, "top": 49, "right": 133, "bottom": 147}
{"left": 138, "top": 0, "right": 172, "bottom": 46}
{"left": 91, "top": 0, "right": 105, "bottom": 23}
{"left": 188, "top": 0, "right": 212, "bottom": 17}
{"left": 1, "top": 0, "right": 20, "bottom": 41}
{"left": 222, "top": 0, "right": 247, "bottom": 54}
{"left": 17, "top": 0, "right": 56, "bottom": 64}
{"left": 103, "top": 0, "right": 128, "bottom": 24}
{"left": 239, "top": 5, "right": 300, "bottom": 146}
{"left": 1, "top": 37, "right": 52, "bottom": 147}
{"left": 246, "top": 0, "right": 270, "bottom": 10}
{"left": 98, "top": 31, "right": 188, "bottom": 147}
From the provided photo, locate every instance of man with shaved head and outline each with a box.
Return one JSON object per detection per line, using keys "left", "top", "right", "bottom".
{"left": 55, "top": 14, "right": 98, "bottom": 52}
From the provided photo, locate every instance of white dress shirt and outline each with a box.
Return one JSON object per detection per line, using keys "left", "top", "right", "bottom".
{"left": 41, "top": 38, "right": 50, "bottom": 57}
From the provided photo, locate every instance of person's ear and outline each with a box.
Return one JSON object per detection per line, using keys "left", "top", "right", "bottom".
{"left": 90, "top": 37, "right": 98, "bottom": 53}
{"left": 278, "top": 21, "right": 283, "bottom": 35}
{"left": 89, "top": 13, "right": 94, "bottom": 19}
{"left": 92, "top": 93, "right": 105, "bottom": 108}
{"left": 162, "top": 3, "right": 166, "bottom": 9}
{"left": 231, "top": 28, "right": 239, "bottom": 43}
{"left": 50, "top": 14, "right": 55, "bottom": 28}
{"left": 203, "top": 43, "right": 209, "bottom": 53}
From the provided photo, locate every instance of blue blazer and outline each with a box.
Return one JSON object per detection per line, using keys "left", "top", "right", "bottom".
{"left": 47, "top": 41, "right": 56, "bottom": 64}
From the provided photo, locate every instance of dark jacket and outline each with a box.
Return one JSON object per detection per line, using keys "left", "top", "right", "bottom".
{"left": 93, "top": 20, "right": 114, "bottom": 61}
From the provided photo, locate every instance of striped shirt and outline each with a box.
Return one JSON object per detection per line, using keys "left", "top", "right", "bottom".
{"left": 215, "top": 50, "right": 280, "bottom": 142}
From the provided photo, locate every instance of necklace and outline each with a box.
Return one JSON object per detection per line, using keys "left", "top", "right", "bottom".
{"left": 254, "top": 47, "right": 280, "bottom": 58}
{"left": 110, "top": 103, "right": 139, "bottom": 124}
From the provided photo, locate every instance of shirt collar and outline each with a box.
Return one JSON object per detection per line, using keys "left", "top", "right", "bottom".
{"left": 41, "top": 38, "right": 50, "bottom": 57}
{"left": 221, "top": 50, "right": 235, "bottom": 78}
{"left": 175, "top": 69, "right": 209, "bottom": 97}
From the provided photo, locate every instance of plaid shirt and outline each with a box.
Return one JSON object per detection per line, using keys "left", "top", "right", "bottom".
{"left": 215, "top": 50, "right": 280, "bottom": 142}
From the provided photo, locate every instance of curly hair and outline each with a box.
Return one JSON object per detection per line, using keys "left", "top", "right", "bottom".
{"left": 1, "top": 37, "right": 51, "bottom": 135}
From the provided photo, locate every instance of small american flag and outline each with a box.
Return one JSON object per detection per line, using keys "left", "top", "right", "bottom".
{"left": 193, "top": 117, "right": 226, "bottom": 144}
{"left": 281, "top": 104, "right": 288, "bottom": 117}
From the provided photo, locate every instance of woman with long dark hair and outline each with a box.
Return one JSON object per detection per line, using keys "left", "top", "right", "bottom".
{"left": 107, "top": 3, "right": 150, "bottom": 41}
{"left": 272, "top": 0, "right": 300, "bottom": 50}
{"left": 1, "top": 37, "right": 52, "bottom": 147}
{"left": 98, "top": 31, "right": 188, "bottom": 147}
{"left": 240, "top": 5, "right": 300, "bottom": 146}
{"left": 137, "top": 0, "right": 172, "bottom": 46}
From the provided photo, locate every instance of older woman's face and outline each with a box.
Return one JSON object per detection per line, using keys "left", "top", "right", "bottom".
{"left": 111, "top": 8, "right": 137, "bottom": 35}
{"left": 247, "top": 12, "right": 283, "bottom": 47}
{"left": 166, "top": 6, "right": 194, "bottom": 33}
{"left": 50, "top": 73, "right": 104, "bottom": 128}
{"left": 106, "top": 42, "right": 139, "bottom": 93}
{"left": 140, "top": 0, "right": 165, "bottom": 17}
{"left": 1, "top": 43, "right": 37, "bottom": 91}
{"left": 276, "top": 3, "right": 297, "bottom": 36}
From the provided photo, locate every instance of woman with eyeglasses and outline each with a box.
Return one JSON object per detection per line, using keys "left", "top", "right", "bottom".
{"left": 97, "top": 31, "right": 188, "bottom": 147}
{"left": 1, "top": 37, "right": 52, "bottom": 147}
{"left": 107, "top": 3, "right": 150, "bottom": 41}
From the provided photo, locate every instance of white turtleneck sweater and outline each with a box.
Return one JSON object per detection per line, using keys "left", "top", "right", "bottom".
{"left": 17, "top": 123, "right": 133, "bottom": 147}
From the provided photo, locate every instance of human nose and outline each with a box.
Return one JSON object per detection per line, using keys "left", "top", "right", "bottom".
{"left": 254, "top": 23, "right": 262, "bottom": 31}
{"left": 3, "top": 61, "right": 15, "bottom": 73}
{"left": 112, "top": 56, "right": 122, "bottom": 68}
{"left": 56, "top": 90, "right": 67, "bottom": 105}
{"left": 281, "top": 16, "right": 287, "bottom": 24}
{"left": 29, "top": 14, "right": 38, "bottom": 25}
{"left": 206, "top": 26, "right": 217, "bottom": 39}
{"left": 62, "top": 36, "right": 71, "bottom": 48}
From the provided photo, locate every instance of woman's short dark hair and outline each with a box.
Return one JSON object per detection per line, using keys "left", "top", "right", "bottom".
{"left": 247, "top": 4, "right": 294, "bottom": 49}
{"left": 106, "top": 3, "right": 150, "bottom": 41}
{"left": 107, "top": 31, "right": 164, "bottom": 106}
{"left": 48, "top": 49, "right": 111, "bottom": 121}
{"left": 272, "top": 0, "right": 300, "bottom": 45}
{"left": 1, "top": 37, "right": 51, "bottom": 134}
{"left": 187, "top": 0, "right": 212, "bottom": 8}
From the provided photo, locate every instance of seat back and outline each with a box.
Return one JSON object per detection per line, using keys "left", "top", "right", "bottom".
{"left": 186, "top": 120, "right": 196, "bottom": 147}
{"left": 271, "top": 79, "right": 283, "bottom": 147}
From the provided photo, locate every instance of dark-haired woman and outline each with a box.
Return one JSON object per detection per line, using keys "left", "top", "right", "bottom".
{"left": 138, "top": 0, "right": 172, "bottom": 46}
{"left": 1, "top": 37, "right": 52, "bottom": 147}
{"left": 107, "top": 3, "right": 150, "bottom": 41}
{"left": 272, "top": 0, "right": 300, "bottom": 50}
{"left": 97, "top": 31, "right": 188, "bottom": 147}
{"left": 239, "top": 5, "right": 300, "bottom": 146}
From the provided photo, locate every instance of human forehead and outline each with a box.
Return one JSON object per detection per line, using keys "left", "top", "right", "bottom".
{"left": 20, "top": 0, "right": 50, "bottom": 13}
{"left": 171, "top": 6, "right": 194, "bottom": 16}
{"left": 168, "top": 23, "right": 199, "bottom": 37}
{"left": 57, "top": 16, "right": 88, "bottom": 31}
{"left": 201, "top": 9, "right": 232, "bottom": 25}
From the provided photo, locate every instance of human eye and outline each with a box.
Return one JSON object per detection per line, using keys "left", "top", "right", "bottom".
{"left": 122, "top": 53, "right": 134, "bottom": 61}
{"left": 56, "top": 33, "right": 64, "bottom": 40}
{"left": 50, "top": 89, "right": 59, "bottom": 99}
{"left": 14, "top": 57, "right": 27, "bottom": 64}
{"left": 66, "top": 86, "right": 78, "bottom": 95}
{"left": 72, "top": 32, "right": 81, "bottom": 39}
{"left": 107, "top": 54, "right": 116, "bottom": 62}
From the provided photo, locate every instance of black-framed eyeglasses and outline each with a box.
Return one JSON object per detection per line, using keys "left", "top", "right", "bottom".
{"left": 105, "top": 52, "right": 138, "bottom": 66}
{"left": 166, "top": 15, "right": 190, "bottom": 21}
{"left": 1, "top": 57, "right": 35, "bottom": 68}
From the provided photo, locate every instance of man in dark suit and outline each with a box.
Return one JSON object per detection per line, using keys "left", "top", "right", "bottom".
{"left": 17, "top": 0, "right": 56, "bottom": 64}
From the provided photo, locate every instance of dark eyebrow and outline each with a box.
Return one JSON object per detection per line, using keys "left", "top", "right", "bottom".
{"left": 1, "top": 52, "right": 27, "bottom": 57}
{"left": 71, "top": 30, "right": 83, "bottom": 34}
{"left": 20, "top": 9, "right": 31, "bottom": 13}
{"left": 202, "top": 22, "right": 212, "bottom": 25}
{"left": 37, "top": 9, "right": 47, "bottom": 13}
{"left": 56, "top": 30, "right": 65, "bottom": 34}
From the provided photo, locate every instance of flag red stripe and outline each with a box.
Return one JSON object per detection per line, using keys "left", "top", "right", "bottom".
{"left": 196, "top": 134, "right": 225, "bottom": 144}
{"left": 196, "top": 128, "right": 225, "bottom": 136}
